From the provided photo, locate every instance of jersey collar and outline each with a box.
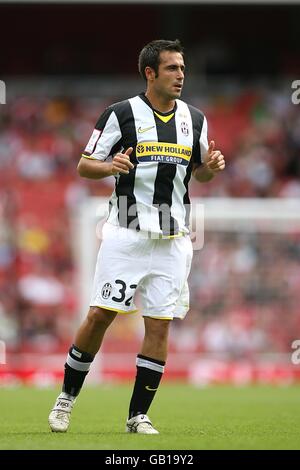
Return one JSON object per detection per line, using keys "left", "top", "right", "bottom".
{"left": 139, "top": 93, "right": 177, "bottom": 116}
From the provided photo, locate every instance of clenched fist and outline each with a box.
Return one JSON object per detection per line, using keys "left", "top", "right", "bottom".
{"left": 203, "top": 141, "right": 225, "bottom": 174}
{"left": 111, "top": 147, "right": 134, "bottom": 175}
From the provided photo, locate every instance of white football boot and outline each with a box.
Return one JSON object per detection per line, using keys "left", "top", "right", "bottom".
{"left": 126, "top": 414, "right": 159, "bottom": 434}
{"left": 48, "top": 394, "right": 75, "bottom": 432}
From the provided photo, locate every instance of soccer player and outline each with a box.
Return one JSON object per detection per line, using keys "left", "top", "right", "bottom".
{"left": 49, "top": 39, "right": 225, "bottom": 434}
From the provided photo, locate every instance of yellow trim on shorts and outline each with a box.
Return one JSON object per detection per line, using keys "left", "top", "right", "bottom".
{"left": 144, "top": 315, "right": 173, "bottom": 320}
{"left": 92, "top": 305, "right": 138, "bottom": 314}
{"left": 165, "top": 232, "right": 184, "bottom": 239}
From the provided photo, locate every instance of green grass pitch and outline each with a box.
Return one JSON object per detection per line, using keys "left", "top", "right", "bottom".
{"left": 0, "top": 384, "right": 299, "bottom": 450}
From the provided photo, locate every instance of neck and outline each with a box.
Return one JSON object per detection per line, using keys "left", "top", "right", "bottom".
{"left": 145, "top": 90, "right": 175, "bottom": 113}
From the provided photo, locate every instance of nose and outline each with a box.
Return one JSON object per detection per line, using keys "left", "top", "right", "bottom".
{"left": 178, "top": 68, "right": 184, "bottom": 80}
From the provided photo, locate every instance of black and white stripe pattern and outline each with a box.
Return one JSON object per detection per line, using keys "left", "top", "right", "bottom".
{"left": 82, "top": 93, "right": 207, "bottom": 236}
{"left": 66, "top": 346, "right": 93, "bottom": 372}
{"left": 136, "top": 356, "right": 165, "bottom": 374}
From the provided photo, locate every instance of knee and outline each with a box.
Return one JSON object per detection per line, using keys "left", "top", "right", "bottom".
{"left": 87, "top": 307, "right": 116, "bottom": 329}
{"left": 145, "top": 319, "right": 171, "bottom": 343}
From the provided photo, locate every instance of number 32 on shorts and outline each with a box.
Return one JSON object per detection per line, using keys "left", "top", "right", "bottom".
{"left": 111, "top": 280, "right": 137, "bottom": 306}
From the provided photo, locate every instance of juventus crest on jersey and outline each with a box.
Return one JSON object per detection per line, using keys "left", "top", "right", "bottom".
{"left": 82, "top": 93, "right": 208, "bottom": 236}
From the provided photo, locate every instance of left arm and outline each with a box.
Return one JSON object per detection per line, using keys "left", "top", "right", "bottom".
{"left": 192, "top": 140, "right": 225, "bottom": 182}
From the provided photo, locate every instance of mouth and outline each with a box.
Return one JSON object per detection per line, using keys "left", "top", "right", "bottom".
{"left": 174, "top": 84, "right": 183, "bottom": 91}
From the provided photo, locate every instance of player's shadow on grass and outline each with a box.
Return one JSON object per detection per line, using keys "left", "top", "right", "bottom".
{"left": 4, "top": 431, "right": 162, "bottom": 436}
{"left": 4, "top": 432, "right": 51, "bottom": 435}
{"left": 65, "top": 431, "right": 133, "bottom": 436}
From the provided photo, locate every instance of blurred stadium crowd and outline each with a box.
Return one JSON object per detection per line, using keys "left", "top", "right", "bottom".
{"left": 0, "top": 81, "right": 300, "bottom": 362}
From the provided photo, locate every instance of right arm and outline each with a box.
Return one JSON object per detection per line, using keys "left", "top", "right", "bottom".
{"left": 77, "top": 148, "right": 134, "bottom": 180}
{"left": 79, "top": 104, "right": 133, "bottom": 180}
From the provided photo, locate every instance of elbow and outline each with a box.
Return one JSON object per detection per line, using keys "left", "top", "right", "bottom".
{"left": 77, "top": 159, "right": 87, "bottom": 177}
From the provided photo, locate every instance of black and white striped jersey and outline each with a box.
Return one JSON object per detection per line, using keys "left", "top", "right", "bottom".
{"left": 82, "top": 93, "right": 208, "bottom": 236}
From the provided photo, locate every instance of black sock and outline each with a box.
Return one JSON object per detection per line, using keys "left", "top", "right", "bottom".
{"left": 62, "top": 344, "right": 94, "bottom": 397}
{"left": 129, "top": 354, "right": 165, "bottom": 419}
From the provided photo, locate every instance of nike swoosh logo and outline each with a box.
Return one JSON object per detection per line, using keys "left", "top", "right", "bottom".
{"left": 145, "top": 385, "right": 158, "bottom": 391}
{"left": 138, "top": 126, "right": 155, "bottom": 134}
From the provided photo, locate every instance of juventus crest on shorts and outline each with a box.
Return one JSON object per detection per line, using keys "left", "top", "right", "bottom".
{"left": 82, "top": 93, "right": 208, "bottom": 236}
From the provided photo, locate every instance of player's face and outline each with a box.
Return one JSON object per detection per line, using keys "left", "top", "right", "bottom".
{"left": 154, "top": 51, "right": 185, "bottom": 100}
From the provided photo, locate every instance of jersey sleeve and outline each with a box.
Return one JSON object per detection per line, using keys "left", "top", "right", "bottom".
{"left": 199, "top": 116, "right": 208, "bottom": 163}
{"left": 82, "top": 107, "right": 122, "bottom": 161}
{"left": 188, "top": 104, "right": 208, "bottom": 166}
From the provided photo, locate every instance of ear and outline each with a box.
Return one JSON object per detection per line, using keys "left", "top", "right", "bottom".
{"left": 145, "top": 66, "right": 156, "bottom": 81}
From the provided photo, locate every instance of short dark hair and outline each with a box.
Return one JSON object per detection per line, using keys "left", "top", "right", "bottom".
{"left": 138, "top": 39, "right": 184, "bottom": 81}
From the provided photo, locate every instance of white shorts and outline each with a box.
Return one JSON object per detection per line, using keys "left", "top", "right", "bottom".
{"left": 90, "top": 223, "right": 193, "bottom": 320}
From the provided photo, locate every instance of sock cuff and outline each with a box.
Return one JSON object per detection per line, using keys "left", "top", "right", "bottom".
{"left": 136, "top": 354, "right": 165, "bottom": 373}
{"left": 137, "top": 354, "right": 165, "bottom": 367}
{"left": 66, "top": 345, "right": 94, "bottom": 372}
{"left": 69, "top": 345, "right": 94, "bottom": 363}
